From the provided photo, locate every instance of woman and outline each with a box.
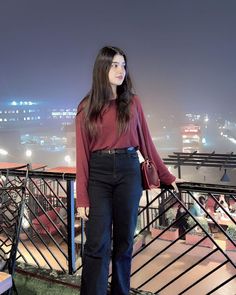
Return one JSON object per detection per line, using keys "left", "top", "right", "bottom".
{"left": 76, "top": 46, "right": 178, "bottom": 295}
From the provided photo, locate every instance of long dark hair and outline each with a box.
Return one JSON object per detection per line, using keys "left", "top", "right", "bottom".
{"left": 79, "top": 46, "right": 134, "bottom": 138}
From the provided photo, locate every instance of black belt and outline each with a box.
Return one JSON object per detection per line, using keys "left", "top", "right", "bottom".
{"left": 92, "top": 147, "right": 137, "bottom": 155}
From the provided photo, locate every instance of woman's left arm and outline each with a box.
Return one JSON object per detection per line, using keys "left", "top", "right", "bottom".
{"left": 135, "top": 96, "right": 179, "bottom": 190}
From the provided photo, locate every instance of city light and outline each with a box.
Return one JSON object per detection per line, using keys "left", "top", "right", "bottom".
{"left": 0, "top": 148, "right": 8, "bottom": 156}
{"left": 229, "top": 137, "right": 236, "bottom": 144}
{"left": 10, "top": 100, "right": 36, "bottom": 106}
{"left": 25, "top": 149, "right": 32, "bottom": 157}
{"left": 64, "top": 155, "right": 71, "bottom": 164}
{"left": 204, "top": 115, "right": 209, "bottom": 123}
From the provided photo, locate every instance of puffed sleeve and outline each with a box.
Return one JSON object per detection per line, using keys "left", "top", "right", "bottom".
{"left": 135, "top": 96, "right": 176, "bottom": 185}
{"left": 76, "top": 106, "right": 90, "bottom": 207}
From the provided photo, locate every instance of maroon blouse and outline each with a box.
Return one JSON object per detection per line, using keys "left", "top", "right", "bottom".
{"left": 76, "top": 95, "right": 176, "bottom": 207}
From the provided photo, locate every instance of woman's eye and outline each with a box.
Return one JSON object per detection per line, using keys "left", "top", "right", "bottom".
{"left": 111, "top": 63, "right": 126, "bottom": 69}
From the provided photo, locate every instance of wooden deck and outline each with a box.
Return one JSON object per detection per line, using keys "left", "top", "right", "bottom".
{"left": 15, "top": 233, "right": 236, "bottom": 294}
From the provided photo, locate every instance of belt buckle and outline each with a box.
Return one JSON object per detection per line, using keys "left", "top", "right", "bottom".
{"left": 108, "top": 149, "right": 115, "bottom": 154}
{"left": 127, "top": 147, "right": 134, "bottom": 152}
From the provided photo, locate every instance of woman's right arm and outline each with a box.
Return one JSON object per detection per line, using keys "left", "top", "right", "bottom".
{"left": 76, "top": 108, "right": 91, "bottom": 213}
{"left": 77, "top": 207, "right": 89, "bottom": 221}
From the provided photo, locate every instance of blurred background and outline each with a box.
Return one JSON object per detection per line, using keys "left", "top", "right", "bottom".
{"left": 0, "top": 0, "right": 235, "bottom": 182}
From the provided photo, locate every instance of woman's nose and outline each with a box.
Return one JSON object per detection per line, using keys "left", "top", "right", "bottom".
{"left": 117, "top": 66, "right": 125, "bottom": 73}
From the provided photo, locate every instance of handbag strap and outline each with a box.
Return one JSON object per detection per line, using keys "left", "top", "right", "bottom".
{"left": 136, "top": 112, "right": 148, "bottom": 160}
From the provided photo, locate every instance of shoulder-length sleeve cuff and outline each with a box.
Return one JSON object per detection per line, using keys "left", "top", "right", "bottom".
{"left": 76, "top": 197, "right": 90, "bottom": 208}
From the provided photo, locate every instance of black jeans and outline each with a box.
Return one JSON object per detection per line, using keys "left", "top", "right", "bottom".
{"left": 80, "top": 150, "right": 142, "bottom": 295}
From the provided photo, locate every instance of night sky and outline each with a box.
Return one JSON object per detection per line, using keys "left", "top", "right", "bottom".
{"left": 0, "top": 0, "right": 236, "bottom": 116}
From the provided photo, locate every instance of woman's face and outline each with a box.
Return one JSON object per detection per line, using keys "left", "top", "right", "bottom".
{"left": 108, "top": 54, "right": 126, "bottom": 88}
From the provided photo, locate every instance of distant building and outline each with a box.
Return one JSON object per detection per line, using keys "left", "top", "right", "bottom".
{"left": 0, "top": 100, "right": 43, "bottom": 129}
{"left": 181, "top": 124, "right": 201, "bottom": 153}
{"left": 49, "top": 109, "right": 76, "bottom": 126}
{"left": 0, "top": 99, "right": 76, "bottom": 130}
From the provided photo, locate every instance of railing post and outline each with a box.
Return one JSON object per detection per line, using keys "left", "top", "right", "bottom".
{"left": 177, "top": 153, "right": 181, "bottom": 179}
{"left": 80, "top": 219, "right": 85, "bottom": 257}
{"left": 67, "top": 179, "right": 75, "bottom": 274}
{"left": 27, "top": 165, "right": 36, "bottom": 237}
{"left": 145, "top": 190, "right": 151, "bottom": 232}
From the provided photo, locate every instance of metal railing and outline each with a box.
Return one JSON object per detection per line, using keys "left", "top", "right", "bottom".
{"left": 0, "top": 168, "right": 77, "bottom": 274}
{"left": 132, "top": 183, "right": 236, "bottom": 294}
{"left": 0, "top": 168, "right": 235, "bottom": 293}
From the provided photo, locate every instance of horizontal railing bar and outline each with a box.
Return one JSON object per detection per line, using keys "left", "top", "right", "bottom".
{"left": 1, "top": 169, "right": 76, "bottom": 181}
{"left": 165, "top": 162, "right": 236, "bottom": 167}
{"left": 171, "top": 152, "right": 236, "bottom": 159}
{"left": 177, "top": 182, "right": 236, "bottom": 194}
{"left": 167, "top": 156, "right": 236, "bottom": 160}
{"left": 2, "top": 169, "right": 236, "bottom": 193}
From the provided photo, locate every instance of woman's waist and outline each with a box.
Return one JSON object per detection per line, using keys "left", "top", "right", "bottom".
{"left": 89, "top": 147, "right": 139, "bottom": 173}
{"left": 91, "top": 146, "right": 138, "bottom": 155}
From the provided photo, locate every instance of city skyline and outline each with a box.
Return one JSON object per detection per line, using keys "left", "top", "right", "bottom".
{"left": 0, "top": 1, "right": 236, "bottom": 116}
{"left": 0, "top": 98, "right": 235, "bottom": 184}
{"left": 0, "top": 96, "right": 235, "bottom": 165}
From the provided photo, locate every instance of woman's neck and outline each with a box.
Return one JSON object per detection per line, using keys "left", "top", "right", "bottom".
{"left": 110, "top": 85, "right": 117, "bottom": 100}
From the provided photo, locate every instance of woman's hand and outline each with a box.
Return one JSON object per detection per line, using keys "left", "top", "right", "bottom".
{"left": 171, "top": 178, "right": 186, "bottom": 193}
{"left": 151, "top": 178, "right": 186, "bottom": 195}
{"left": 171, "top": 181, "right": 179, "bottom": 193}
{"left": 77, "top": 207, "right": 90, "bottom": 221}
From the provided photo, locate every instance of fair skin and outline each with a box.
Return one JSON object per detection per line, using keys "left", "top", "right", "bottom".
{"left": 77, "top": 54, "right": 181, "bottom": 220}
{"left": 108, "top": 54, "right": 126, "bottom": 98}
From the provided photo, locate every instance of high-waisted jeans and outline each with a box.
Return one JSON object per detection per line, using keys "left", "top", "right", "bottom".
{"left": 80, "top": 150, "right": 143, "bottom": 295}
